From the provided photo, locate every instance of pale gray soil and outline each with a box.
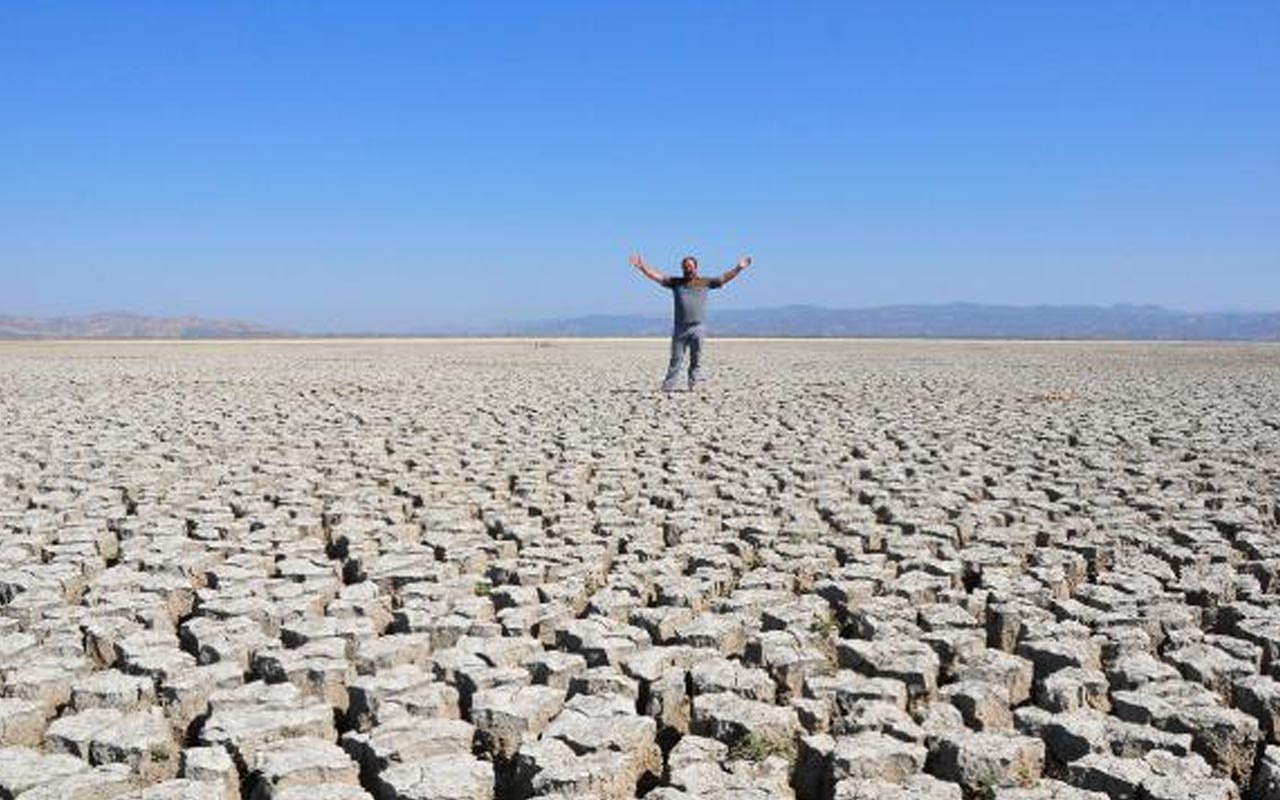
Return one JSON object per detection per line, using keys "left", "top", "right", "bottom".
{"left": 1, "top": 339, "right": 1279, "bottom": 800}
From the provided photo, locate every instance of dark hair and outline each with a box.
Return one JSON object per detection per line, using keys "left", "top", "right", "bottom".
{"left": 681, "top": 256, "right": 698, "bottom": 269}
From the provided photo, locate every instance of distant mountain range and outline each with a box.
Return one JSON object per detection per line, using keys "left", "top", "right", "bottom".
{"left": 3, "top": 305, "right": 1280, "bottom": 340}
{"left": 515, "top": 304, "right": 1280, "bottom": 341}
{"left": 0, "top": 312, "right": 284, "bottom": 339}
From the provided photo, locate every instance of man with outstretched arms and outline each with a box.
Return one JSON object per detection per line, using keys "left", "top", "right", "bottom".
{"left": 629, "top": 253, "right": 753, "bottom": 392}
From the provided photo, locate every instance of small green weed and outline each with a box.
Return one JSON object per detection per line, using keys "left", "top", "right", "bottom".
{"left": 727, "top": 732, "right": 797, "bottom": 764}
{"left": 810, "top": 613, "right": 839, "bottom": 638}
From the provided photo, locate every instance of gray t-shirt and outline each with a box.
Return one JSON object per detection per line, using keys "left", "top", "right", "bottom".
{"left": 663, "top": 276, "right": 723, "bottom": 326}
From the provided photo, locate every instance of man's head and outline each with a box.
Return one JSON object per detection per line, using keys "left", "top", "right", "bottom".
{"left": 680, "top": 256, "right": 699, "bottom": 278}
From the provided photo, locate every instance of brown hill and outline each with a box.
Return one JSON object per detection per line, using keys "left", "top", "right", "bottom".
{"left": 0, "top": 312, "right": 285, "bottom": 339}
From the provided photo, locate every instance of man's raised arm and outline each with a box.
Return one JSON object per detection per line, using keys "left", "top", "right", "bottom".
{"left": 710, "top": 256, "right": 753, "bottom": 288}
{"left": 629, "top": 254, "right": 669, "bottom": 286}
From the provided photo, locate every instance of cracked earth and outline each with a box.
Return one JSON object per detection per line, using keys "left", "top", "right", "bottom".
{"left": 1, "top": 339, "right": 1279, "bottom": 800}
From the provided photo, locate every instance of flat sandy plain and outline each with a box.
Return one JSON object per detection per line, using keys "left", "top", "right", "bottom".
{"left": 1, "top": 338, "right": 1279, "bottom": 800}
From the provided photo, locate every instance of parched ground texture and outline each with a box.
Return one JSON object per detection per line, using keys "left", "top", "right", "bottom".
{"left": 1, "top": 338, "right": 1279, "bottom": 800}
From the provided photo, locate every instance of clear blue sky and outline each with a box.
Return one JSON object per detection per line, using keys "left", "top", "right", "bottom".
{"left": 3, "top": 2, "right": 1277, "bottom": 332}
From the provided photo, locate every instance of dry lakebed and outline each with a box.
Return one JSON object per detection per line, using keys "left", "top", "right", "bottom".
{"left": 1, "top": 338, "right": 1279, "bottom": 800}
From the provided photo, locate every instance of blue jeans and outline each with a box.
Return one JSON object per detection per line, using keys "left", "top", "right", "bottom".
{"left": 663, "top": 323, "right": 704, "bottom": 391}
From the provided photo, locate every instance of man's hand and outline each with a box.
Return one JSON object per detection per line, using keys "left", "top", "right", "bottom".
{"left": 630, "top": 253, "right": 666, "bottom": 285}
{"left": 713, "top": 255, "right": 753, "bottom": 288}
